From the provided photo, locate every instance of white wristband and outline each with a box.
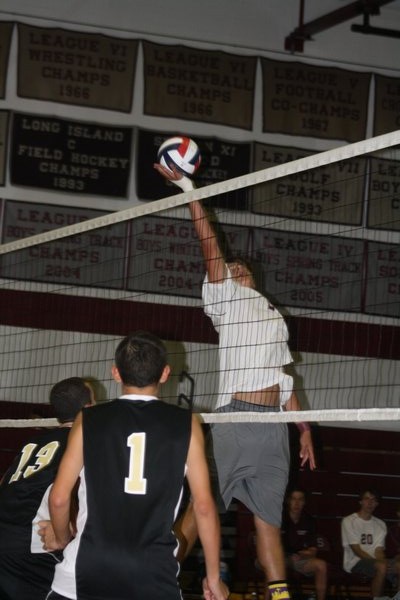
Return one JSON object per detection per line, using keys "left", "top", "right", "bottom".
{"left": 174, "top": 176, "right": 195, "bottom": 193}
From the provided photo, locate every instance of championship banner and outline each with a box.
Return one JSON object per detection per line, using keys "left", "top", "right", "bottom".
{"left": 365, "top": 241, "right": 400, "bottom": 318}
{"left": 142, "top": 41, "right": 257, "bottom": 130}
{"left": 368, "top": 155, "right": 400, "bottom": 231}
{"left": 136, "top": 129, "right": 251, "bottom": 210}
{"left": 261, "top": 58, "right": 370, "bottom": 142}
{"left": 252, "top": 228, "right": 364, "bottom": 311}
{"left": 373, "top": 74, "right": 400, "bottom": 136}
{"left": 0, "top": 200, "right": 127, "bottom": 288}
{"left": 127, "top": 215, "right": 250, "bottom": 298}
{"left": 0, "top": 22, "right": 14, "bottom": 99}
{"left": 10, "top": 113, "right": 133, "bottom": 197}
{"left": 0, "top": 111, "right": 9, "bottom": 186}
{"left": 251, "top": 142, "right": 366, "bottom": 225}
{"left": 17, "top": 24, "right": 138, "bottom": 112}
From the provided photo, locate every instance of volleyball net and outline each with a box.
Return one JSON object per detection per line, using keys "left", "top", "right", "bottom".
{"left": 0, "top": 131, "right": 399, "bottom": 430}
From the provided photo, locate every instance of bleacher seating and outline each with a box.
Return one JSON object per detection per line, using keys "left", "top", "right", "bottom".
{"left": 235, "top": 424, "right": 400, "bottom": 599}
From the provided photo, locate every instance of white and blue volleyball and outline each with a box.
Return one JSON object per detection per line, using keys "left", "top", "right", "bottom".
{"left": 157, "top": 136, "right": 201, "bottom": 177}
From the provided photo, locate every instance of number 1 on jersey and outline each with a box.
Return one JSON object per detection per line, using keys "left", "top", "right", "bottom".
{"left": 125, "top": 432, "right": 147, "bottom": 495}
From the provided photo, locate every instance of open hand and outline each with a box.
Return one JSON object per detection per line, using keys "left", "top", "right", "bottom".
{"left": 153, "top": 163, "right": 195, "bottom": 192}
{"left": 153, "top": 162, "right": 183, "bottom": 182}
{"left": 299, "top": 429, "right": 316, "bottom": 470}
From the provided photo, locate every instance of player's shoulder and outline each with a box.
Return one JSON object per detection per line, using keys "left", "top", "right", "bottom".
{"left": 160, "top": 402, "right": 192, "bottom": 426}
{"left": 83, "top": 398, "right": 116, "bottom": 415}
{"left": 27, "top": 426, "right": 69, "bottom": 445}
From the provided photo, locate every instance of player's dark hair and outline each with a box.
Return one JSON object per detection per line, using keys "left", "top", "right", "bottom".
{"left": 228, "top": 256, "right": 254, "bottom": 274}
{"left": 228, "top": 257, "right": 264, "bottom": 290}
{"left": 50, "top": 377, "right": 92, "bottom": 423}
{"left": 227, "top": 257, "right": 254, "bottom": 273}
{"left": 114, "top": 331, "right": 168, "bottom": 387}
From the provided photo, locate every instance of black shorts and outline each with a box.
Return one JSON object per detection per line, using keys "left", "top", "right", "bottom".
{"left": 46, "top": 592, "right": 70, "bottom": 600}
{"left": 0, "top": 550, "right": 60, "bottom": 600}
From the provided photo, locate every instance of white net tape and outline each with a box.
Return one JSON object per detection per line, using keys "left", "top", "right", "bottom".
{"left": 2, "top": 407, "right": 400, "bottom": 428}
{"left": 1, "top": 130, "right": 399, "bottom": 255}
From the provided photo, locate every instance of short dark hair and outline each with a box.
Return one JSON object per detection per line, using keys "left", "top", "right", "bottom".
{"left": 286, "top": 486, "right": 308, "bottom": 502}
{"left": 50, "top": 377, "right": 92, "bottom": 423}
{"left": 227, "top": 257, "right": 264, "bottom": 289}
{"left": 114, "top": 331, "right": 167, "bottom": 388}
{"left": 227, "top": 257, "right": 255, "bottom": 274}
{"left": 359, "top": 489, "right": 381, "bottom": 502}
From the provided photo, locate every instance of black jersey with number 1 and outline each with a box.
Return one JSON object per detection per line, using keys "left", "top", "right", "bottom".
{"left": 52, "top": 397, "right": 192, "bottom": 600}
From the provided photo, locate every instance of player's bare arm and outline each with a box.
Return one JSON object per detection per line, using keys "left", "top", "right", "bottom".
{"left": 186, "top": 415, "right": 229, "bottom": 600}
{"left": 350, "top": 544, "right": 373, "bottom": 560}
{"left": 48, "top": 412, "right": 84, "bottom": 550}
{"left": 154, "top": 162, "right": 226, "bottom": 284}
{"left": 374, "top": 546, "right": 386, "bottom": 560}
{"left": 285, "top": 391, "right": 316, "bottom": 470}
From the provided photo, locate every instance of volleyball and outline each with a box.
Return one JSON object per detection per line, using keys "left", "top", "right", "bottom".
{"left": 157, "top": 136, "right": 201, "bottom": 177}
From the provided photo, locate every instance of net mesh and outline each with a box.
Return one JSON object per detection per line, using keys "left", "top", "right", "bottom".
{"left": 0, "top": 131, "right": 399, "bottom": 428}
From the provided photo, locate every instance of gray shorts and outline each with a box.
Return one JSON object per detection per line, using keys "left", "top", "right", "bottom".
{"left": 210, "top": 399, "right": 289, "bottom": 527}
{"left": 287, "top": 556, "right": 314, "bottom": 576}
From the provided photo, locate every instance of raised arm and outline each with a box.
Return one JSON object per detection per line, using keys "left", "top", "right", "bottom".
{"left": 154, "top": 164, "right": 226, "bottom": 283}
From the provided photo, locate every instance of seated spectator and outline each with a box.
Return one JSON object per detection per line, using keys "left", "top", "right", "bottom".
{"left": 341, "top": 489, "right": 400, "bottom": 600}
{"left": 282, "top": 487, "right": 328, "bottom": 600}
